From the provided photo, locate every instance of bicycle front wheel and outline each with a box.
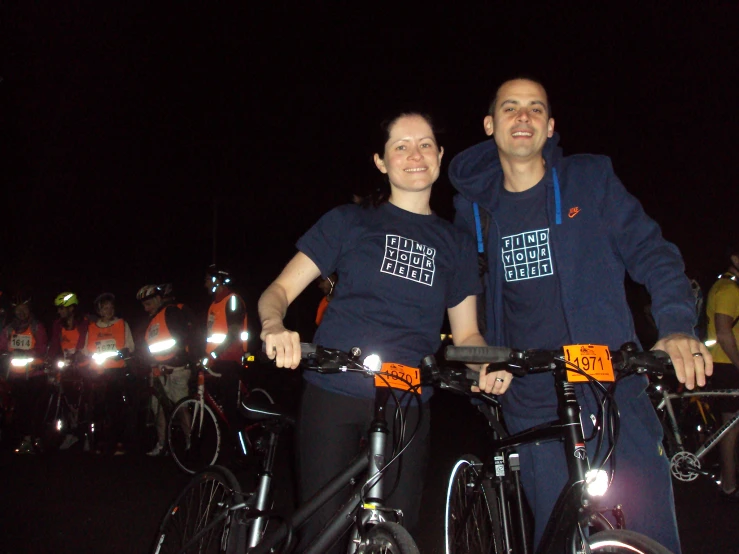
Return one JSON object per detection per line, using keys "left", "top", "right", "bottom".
{"left": 586, "top": 530, "right": 674, "bottom": 553}
{"left": 360, "top": 522, "right": 420, "bottom": 554}
{"left": 153, "top": 465, "right": 243, "bottom": 554}
{"left": 169, "top": 398, "right": 221, "bottom": 474}
{"left": 445, "top": 455, "right": 506, "bottom": 554}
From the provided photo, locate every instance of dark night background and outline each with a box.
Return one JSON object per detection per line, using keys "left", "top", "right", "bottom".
{"left": 2, "top": 2, "right": 737, "bottom": 340}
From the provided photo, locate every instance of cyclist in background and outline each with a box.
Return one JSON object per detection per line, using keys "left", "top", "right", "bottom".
{"left": 160, "top": 283, "right": 199, "bottom": 356}
{"left": 48, "top": 292, "right": 88, "bottom": 363}
{"left": 705, "top": 245, "right": 739, "bottom": 499}
{"left": 84, "top": 293, "right": 135, "bottom": 455}
{"left": 203, "top": 265, "right": 248, "bottom": 461}
{"left": 0, "top": 293, "right": 48, "bottom": 454}
{"left": 137, "top": 285, "right": 191, "bottom": 456}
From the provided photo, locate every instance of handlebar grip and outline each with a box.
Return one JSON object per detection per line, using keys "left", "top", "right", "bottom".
{"left": 445, "top": 346, "right": 512, "bottom": 364}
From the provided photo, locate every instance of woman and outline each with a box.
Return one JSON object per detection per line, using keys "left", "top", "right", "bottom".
{"left": 259, "top": 112, "right": 510, "bottom": 549}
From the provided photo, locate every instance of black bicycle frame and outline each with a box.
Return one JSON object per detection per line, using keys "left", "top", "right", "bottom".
{"left": 249, "top": 386, "right": 404, "bottom": 554}
{"left": 488, "top": 364, "right": 593, "bottom": 554}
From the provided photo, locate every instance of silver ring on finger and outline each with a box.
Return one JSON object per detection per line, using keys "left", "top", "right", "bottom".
{"left": 692, "top": 352, "right": 703, "bottom": 358}
{"left": 495, "top": 377, "right": 505, "bottom": 383}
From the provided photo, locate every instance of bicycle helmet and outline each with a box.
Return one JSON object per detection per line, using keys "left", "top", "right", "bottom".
{"left": 136, "top": 284, "right": 162, "bottom": 301}
{"left": 11, "top": 291, "right": 32, "bottom": 307}
{"left": 94, "top": 292, "right": 115, "bottom": 310}
{"left": 159, "top": 283, "right": 174, "bottom": 297}
{"left": 206, "top": 264, "right": 232, "bottom": 285}
{"left": 54, "top": 292, "right": 79, "bottom": 307}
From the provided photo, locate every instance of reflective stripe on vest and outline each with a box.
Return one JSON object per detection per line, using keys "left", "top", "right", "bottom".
{"left": 86, "top": 319, "right": 126, "bottom": 369}
{"left": 146, "top": 309, "right": 180, "bottom": 363}
{"left": 206, "top": 293, "right": 247, "bottom": 355}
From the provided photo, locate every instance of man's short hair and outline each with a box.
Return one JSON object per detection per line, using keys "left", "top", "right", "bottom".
{"left": 488, "top": 75, "right": 552, "bottom": 118}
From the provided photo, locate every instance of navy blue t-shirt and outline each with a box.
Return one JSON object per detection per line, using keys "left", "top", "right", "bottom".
{"left": 296, "top": 202, "right": 481, "bottom": 400}
{"left": 494, "top": 182, "right": 571, "bottom": 415}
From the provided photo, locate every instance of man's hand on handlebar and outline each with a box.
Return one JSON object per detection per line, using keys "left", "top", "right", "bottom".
{"left": 473, "top": 365, "right": 513, "bottom": 395}
{"left": 260, "top": 320, "right": 302, "bottom": 370}
{"left": 652, "top": 332, "right": 713, "bottom": 390}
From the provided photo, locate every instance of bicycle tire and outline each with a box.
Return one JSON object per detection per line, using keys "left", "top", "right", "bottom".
{"left": 169, "top": 398, "right": 221, "bottom": 474}
{"left": 153, "top": 465, "right": 243, "bottom": 554}
{"left": 586, "top": 530, "right": 674, "bottom": 553}
{"left": 360, "top": 522, "right": 420, "bottom": 554}
{"left": 445, "top": 455, "right": 506, "bottom": 554}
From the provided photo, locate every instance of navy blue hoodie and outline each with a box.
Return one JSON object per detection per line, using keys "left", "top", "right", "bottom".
{"left": 450, "top": 133, "right": 696, "bottom": 417}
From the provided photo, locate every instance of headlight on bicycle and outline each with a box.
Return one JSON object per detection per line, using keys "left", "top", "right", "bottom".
{"left": 57, "top": 360, "right": 67, "bottom": 369}
{"left": 585, "top": 469, "right": 609, "bottom": 497}
{"left": 363, "top": 354, "right": 382, "bottom": 373}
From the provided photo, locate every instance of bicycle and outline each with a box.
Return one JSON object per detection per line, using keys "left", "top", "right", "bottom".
{"left": 167, "top": 357, "right": 275, "bottom": 474}
{"left": 36, "top": 358, "right": 86, "bottom": 452}
{"left": 651, "top": 381, "right": 739, "bottom": 485}
{"left": 152, "top": 344, "right": 421, "bottom": 554}
{"left": 428, "top": 342, "right": 675, "bottom": 554}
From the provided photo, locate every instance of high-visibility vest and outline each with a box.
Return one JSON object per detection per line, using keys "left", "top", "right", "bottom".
{"left": 60, "top": 326, "right": 81, "bottom": 357}
{"left": 206, "top": 293, "right": 247, "bottom": 358}
{"left": 145, "top": 308, "right": 181, "bottom": 364}
{"left": 86, "top": 319, "right": 126, "bottom": 370}
{"left": 7, "top": 325, "right": 44, "bottom": 371}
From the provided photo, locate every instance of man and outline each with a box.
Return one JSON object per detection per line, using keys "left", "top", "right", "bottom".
{"left": 203, "top": 265, "right": 248, "bottom": 458}
{"left": 450, "top": 77, "right": 711, "bottom": 552}
{"left": 48, "top": 292, "right": 88, "bottom": 362}
{"left": 704, "top": 246, "right": 739, "bottom": 498}
{"left": 0, "top": 293, "right": 48, "bottom": 453}
{"left": 137, "top": 284, "right": 190, "bottom": 456}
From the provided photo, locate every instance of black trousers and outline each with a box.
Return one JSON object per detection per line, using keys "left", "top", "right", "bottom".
{"left": 296, "top": 382, "right": 430, "bottom": 553}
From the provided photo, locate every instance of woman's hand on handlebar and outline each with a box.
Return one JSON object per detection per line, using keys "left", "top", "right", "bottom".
{"left": 261, "top": 321, "right": 302, "bottom": 369}
{"left": 473, "top": 365, "right": 513, "bottom": 395}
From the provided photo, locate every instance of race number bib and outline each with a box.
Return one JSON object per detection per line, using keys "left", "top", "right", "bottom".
{"left": 95, "top": 339, "right": 118, "bottom": 353}
{"left": 564, "top": 344, "right": 615, "bottom": 383}
{"left": 374, "top": 363, "right": 422, "bottom": 394}
{"left": 10, "top": 334, "right": 32, "bottom": 350}
{"left": 148, "top": 323, "right": 160, "bottom": 340}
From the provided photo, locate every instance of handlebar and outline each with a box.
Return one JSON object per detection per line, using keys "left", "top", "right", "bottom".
{"left": 434, "top": 342, "right": 673, "bottom": 390}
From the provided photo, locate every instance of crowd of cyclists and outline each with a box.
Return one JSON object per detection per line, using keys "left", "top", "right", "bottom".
{"left": 0, "top": 264, "right": 248, "bottom": 458}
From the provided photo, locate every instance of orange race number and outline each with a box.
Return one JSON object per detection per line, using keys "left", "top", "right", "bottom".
{"left": 563, "top": 344, "right": 615, "bottom": 383}
{"left": 374, "top": 363, "right": 422, "bottom": 394}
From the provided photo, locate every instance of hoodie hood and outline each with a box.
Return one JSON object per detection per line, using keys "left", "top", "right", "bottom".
{"left": 449, "top": 132, "right": 564, "bottom": 206}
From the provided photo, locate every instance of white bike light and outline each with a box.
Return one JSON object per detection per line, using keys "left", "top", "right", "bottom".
{"left": 363, "top": 354, "right": 382, "bottom": 373}
{"left": 11, "top": 357, "right": 34, "bottom": 367}
{"left": 57, "top": 360, "right": 67, "bottom": 369}
{"left": 585, "top": 469, "right": 609, "bottom": 497}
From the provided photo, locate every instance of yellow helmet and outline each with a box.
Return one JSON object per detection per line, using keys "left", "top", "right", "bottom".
{"left": 54, "top": 292, "right": 78, "bottom": 307}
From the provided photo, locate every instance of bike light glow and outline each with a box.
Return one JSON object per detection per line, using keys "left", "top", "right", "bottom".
{"left": 704, "top": 339, "right": 716, "bottom": 347}
{"left": 11, "top": 358, "right": 34, "bottom": 367}
{"left": 206, "top": 334, "right": 227, "bottom": 344}
{"left": 92, "top": 351, "right": 119, "bottom": 364}
{"left": 363, "top": 354, "right": 382, "bottom": 373}
{"left": 240, "top": 331, "right": 249, "bottom": 341}
{"left": 149, "top": 339, "right": 176, "bottom": 353}
{"left": 585, "top": 469, "right": 609, "bottom": 497}
{"left": 56, "top": 419, "right": 63, "bottom": 431}
{"left": 57, "top": 360, "right": 67, "bottom": 369}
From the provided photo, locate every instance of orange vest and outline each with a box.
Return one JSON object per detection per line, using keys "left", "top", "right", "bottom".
{"left": 206, "top": 293, "right": 247, "bottom": 358}
{"left": 8, "top": 327, "right": 43, "bottom": 371}
{"left": 86, "top": 319, "right": 126, "bottom": 370}
{"left": 146, "top": 308, "right": 181, "bottom": 364}
{"left": 60, "top": 327, "right": 81, "bottom": 357}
